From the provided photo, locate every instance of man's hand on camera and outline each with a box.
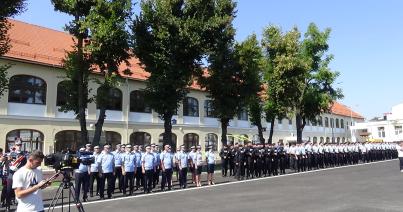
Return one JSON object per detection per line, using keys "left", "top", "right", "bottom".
{"left": 38, "top": 180, "right": 50, "bottom": 189}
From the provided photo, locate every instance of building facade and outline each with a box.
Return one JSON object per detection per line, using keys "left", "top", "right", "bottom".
{"left": 0, "top": 20, "right": 365, "bottom": 154}
{"left": 352, "top": 103, "right": 403, "bottom": 143}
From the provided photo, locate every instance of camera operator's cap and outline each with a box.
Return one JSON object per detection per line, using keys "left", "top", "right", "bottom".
{"left": 85, "top": 143, "right": 92, "bottom": 147}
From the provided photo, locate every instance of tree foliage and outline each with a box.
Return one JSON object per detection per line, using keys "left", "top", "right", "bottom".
{"left": 132, "top": 0, "right": 235, "bottom": 146}
{"left": 52, "top": 0, "right": 132, "bottom": 146}
{"left": 0, "top": 0, "right": 26, "bottom": 97}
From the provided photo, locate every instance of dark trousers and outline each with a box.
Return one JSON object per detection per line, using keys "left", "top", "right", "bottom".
{"left": 153, "top": 167, "right": 160, "bottom": 188}
{"left": 236, "top": 162, "right": 245, "bottom": 180}
{"left": 2, "top": 178, "right": 13, "bottom": 208}
{"left": 89, "top": 172, "right": 100, "bottom": 196}
{"left": 229, "top": 159, "right": 235, "bottom": 176}
{"left": 123, "top": 172, "right": 135, "bottom": 195}
{"left": 179, "top": 167, "right": 188, "bottom": 188}
{"left": 222, "top": 159, "right": 229, "bottom": 176}
{"left": 161, "top": 168, "right": 173, "bottom": 190}
{"left": 114, "top": 166, "right": 123, "bottom": 192}
{"left": 100, "top": 173, "right": 114, "bottom": 198}
{"left": 74, "top": 172, "right": 89, "bottom": 201}
{"left": 136, "top": 167, "right": 143, "bottom": 189}
{"left": 399, "top": 157, "right": 403, "bottom": 171}
{"left": 144, "top": 169, "right": 154, "bottom": 193}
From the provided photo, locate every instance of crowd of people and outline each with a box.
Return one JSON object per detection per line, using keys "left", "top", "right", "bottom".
{"left": 0, "top": 139, "right": 400, "bottom": 211}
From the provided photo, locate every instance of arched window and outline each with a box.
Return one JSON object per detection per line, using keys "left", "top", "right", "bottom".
{"left": 238, "top": 108, "right": 248, "bottom": 121}
{"left": 183, "top": 133, "right": 199, "bottom": 150}
{"left": 158, "top": 133, "right": 177, "bottom": 151}
{"left": 342, "top": 137, "right": 346, "bottom": 142}
{"left": 104, "top": 131, "right": 121, "bottom": 147}
{"left": 56, "top": 81, "right": 69, "bottom": 107}
{"left": 325, "top": 117, "right": 329, "bottom": 127}
{"left": 336, "top": 137, "right": 340, "bottom": 143}
{"left": 97, "top": 87, "right": 122, "bottom": 111}
{"left": 330, "top": 118, "right": 334, "bottom": 128}
{"left": 183, "top": 97, "right": 199, "bottom": 117}
{"left": 8, "top": 75, "right": 47, "bottom": 104}
{"left": 326, "top": 137, "right": 330, "bottom": 143}
{"left": 313, "top": 137, "right": 318, "bottom": 143}
{"left": 204, "top": 100, "right": 215, "bottom": 118}
{"left": 130, "top": 132, "right": 151, "bottom": 146}
{"left": 130, "top": 90, "right": 151, "bottom": 113}
{"left": 336, "top": 119, "right": 340, "bottom": 128}
{"left": 320, "top": 137, "right": 324, "bottom": 143}
{"left": 55, "top": 130, "right": 83, "bottom": 152}
{"left": 6, "top": 129, "right": 44, "bottom": 152}
{"left": 205, "top": 133, "right": 218, "bottom": 151}
{"left": 340, "top": 119, "right": 344, "bottom": 129}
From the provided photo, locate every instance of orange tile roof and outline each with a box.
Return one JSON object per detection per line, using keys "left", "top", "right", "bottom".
{"left": 2, "top": 19, "right": 364, "bottom": 119}
{"left": 331, "top": 102, "right": 364, "bottom": 119}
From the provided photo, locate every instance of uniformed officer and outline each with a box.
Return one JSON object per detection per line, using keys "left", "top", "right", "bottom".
{"left": 177, "top": 145, "right": 190, "bottom": 189}
{"left": 194, "top": 145, "right": 203, "bottom": 187}
{"left": 174, "top": 147, "right": 181, "bottom": 182}
{"left": 278, "top": 142, "right": 286, "bottom": 174}
{"left": 229, "top": 145, "right": 236, "bottom": 176}
{"left": 133, "top": 145, "right": 143, "bottom": 190}
{"left": 122, "top": 145, "right": 136, "bottom": 196}
{"left": 219, "top": 145, "right": 230, "bottom": 177}
{"left": 206, "top": 146, "right": 216, "bottom": 185}
{"left": 188, "top": 146, "right": 196, "bottom": 184}
{"left": 89, "top": 146, "right": 101, "bottom": 197}
{"left": 97, "top": 144, "right": 115, "bottom": 199}
{"left": 152, "top": 144, "right": 161, "bottom": 188}
{"left": 245, "top": 142, "right": 254, "bottom": 179}
{"left": 160, "top": 144, "right": 174, "bottom": 191}
{"left": 235, "top": 145, "right": 246, "bottom": 180}
{"left": 141, "top": 145, "right": 155, "bottom": 193}
{"left": 112, "top": 144, "right": 124, "bottom": 193}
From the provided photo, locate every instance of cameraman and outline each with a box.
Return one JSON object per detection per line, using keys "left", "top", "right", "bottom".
{"left": 12, "top": 150, "right": 50, "bottom": 212}
{"left": 74, "top": 147, "right": 91, "bottom": 202}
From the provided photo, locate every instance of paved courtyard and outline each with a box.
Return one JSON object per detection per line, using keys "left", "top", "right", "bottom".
{"left": 40, "top": 159, "right": 403, "bottom": 212}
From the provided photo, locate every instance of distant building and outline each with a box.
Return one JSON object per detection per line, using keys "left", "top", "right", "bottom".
{"left": 0, "top": 20, "right": 364, "bottom": 154}
{"left": 352, "top": 103, "right": 403, "bottom": 143}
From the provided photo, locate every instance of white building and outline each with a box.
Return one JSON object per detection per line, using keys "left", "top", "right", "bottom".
{"left": 352, "top": 103, "right": 403, "bottom": 143}
{"left": 0, "top": 20, "right": 364, "bottom": 154}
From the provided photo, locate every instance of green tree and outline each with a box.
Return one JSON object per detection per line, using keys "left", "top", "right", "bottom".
{"left": 0, "top": 0, "right": 26, "bottom": 97}
{"left": 261, "top": 25, "right": 306, "bottom": 144}
{"left": 52, "top": 0, "right": 132, "bottom": 146}
{"left": 132, "top": 0, "right": 234, "bottom": 147}
{"left": 294, "top": 23, "right": 343, "bottom": 143}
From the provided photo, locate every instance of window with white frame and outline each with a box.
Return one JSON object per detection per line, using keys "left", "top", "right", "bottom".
{"left": 395, "top": 126, "right": 402, "bottom": 135}
{"left": 378, "top": 127, "right": 385, "bottom": 138}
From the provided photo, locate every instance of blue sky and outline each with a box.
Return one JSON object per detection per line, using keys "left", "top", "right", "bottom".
{"left": 13, "top": 0, "right": 403, "bottom": 119}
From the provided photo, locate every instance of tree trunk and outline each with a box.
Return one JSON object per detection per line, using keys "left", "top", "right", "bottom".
{"left": 295, "top": 113, "right": 306, "bottom": 144}
{"left": 75, "top": 13, "right": 88, "bottom": 144}
{"left": 93, "top": 107, "right": 106, "bottom": 146}
{"left": 268, "top": 117, "right": 275, "bottom": 144}
{"left": 163, "top": 113, "right": 173, "bottom": 148}
{"left": 256, "top": 121, "right": 265, "bottom": 146}
{"left": 220, "top": 118, "right": 229, "bottom": 146}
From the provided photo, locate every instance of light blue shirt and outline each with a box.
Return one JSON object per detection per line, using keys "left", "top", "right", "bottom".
{"left": 122, "top": 152, "right": 137, "bottom": 172}
{"left": 189, "top": 151, "right": 196, "bottom": 164}
{"left": 77, "top": 155, "right": 90, "bottom": 173}
{"left": 178, "top": 151, "right": 189, "bottom": 168}
{"left": 97, "top": 152, "right": 115, "bottom": 173}
{"left": 135, "top": 151, "right": 142, "bottom": 167}
{"left": 112, "top": 151, "right": 123, "bottom": 167}
{"left": 160, "top": 151, "right": 174, "bottom": 169}
{"left": 206, "top": 151, "right": 215, "bottom": 164}
{"left": 142, "top": 152, "right": 155, "bottom": 170}
{"left": 90, "top": 153, "right": 100, "bottom": 172}
{"left": 154, "top": 151, "right": 161, "bottom": 167}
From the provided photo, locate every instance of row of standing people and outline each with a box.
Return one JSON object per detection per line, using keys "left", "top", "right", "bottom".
{"left": 74, "top": 143, "right": 217, "bottom": 203}
{"left": 219, "top": 142, "right": 398, "bottom": 180}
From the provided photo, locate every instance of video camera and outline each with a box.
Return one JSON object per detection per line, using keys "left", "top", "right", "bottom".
{"left": 44, "top": 150, "right": 95, "bottom": 171}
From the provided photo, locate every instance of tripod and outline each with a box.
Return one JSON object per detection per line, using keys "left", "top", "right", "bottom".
{"left": 47, "top": 169, "right": 85, "bottom": 212}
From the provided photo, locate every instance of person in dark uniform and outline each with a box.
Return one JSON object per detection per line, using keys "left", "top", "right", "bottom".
{"left": 219, "top": 145, "right": 230, "bottom": 177}
{"left": 272, "top": 144, "right": 279, "bottom": 175}
{"left": 235, "top": 145, "right": 246, "bottom": 180}
{"left": 264, "top": 144, "right": 271, "bottom": 176}
{"left": 254, "top": 144, "right": 264, "bottom": 178}
{"left": 229, "top": 145, "right": 236, "bottom": 176}
{"left": 278, "top": 142, "right": 286, "bottom": 174}
{"left": 245, "top": 142, "right": 254, "bottom": 179}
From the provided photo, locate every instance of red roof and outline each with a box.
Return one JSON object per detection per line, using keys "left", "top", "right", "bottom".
{"left": 2, "top": 19, "right": 364, "bottom": 119}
